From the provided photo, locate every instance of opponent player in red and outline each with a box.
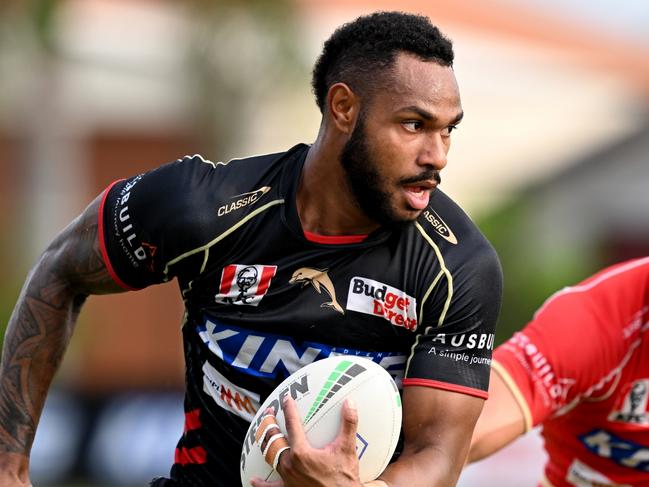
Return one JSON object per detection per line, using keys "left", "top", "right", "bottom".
{"left": 469, "top": 257, "right": 649, "bottom": 487}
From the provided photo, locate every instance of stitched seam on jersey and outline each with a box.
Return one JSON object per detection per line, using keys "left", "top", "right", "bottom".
{"left": 163, "top": 199, "right": 284, "bottom": 277}
{"left": 185, "top": 153, "right": 229, "bottom": 168}
{"left": 492, "top": 360, "right": 533, "bottom": 432}
{"left": 414, "top": 222, "right": 453, "bottom": 326}
{"left": 200, "top": 249, "right": 210, "bottom": 274}
{"left": 534, "top": 256, "right": 649, "bottom": 318}
{"left": 557, "top": 320, "right": 647, "bottom": 416}
{"left": 420, "top": 270, "right": 444, "bottom": 326}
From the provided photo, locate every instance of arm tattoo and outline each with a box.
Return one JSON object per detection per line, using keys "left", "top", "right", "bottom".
{"left": 0, "top": 197, "right": 122, "bottom": 455}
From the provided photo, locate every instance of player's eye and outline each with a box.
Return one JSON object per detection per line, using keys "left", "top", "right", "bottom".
{"left": 441, "top": 125, "right": 457, "bottom": 137}
{"left": 402, "top": 121, "right": 423, "bottom": 132}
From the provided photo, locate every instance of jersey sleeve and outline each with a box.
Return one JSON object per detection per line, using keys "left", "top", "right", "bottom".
{"left": 403, "top": 242, "right": 503, "bottom": 399}
{"left": 98, "top": 154, "right": 219, "bottom": 290}
{"left": 492, "top": 279, "right": 631, "bottom": 428}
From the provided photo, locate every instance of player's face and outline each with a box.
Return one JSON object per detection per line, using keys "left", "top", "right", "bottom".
{"left": 341, "top": 53, "right": 463, "bottom": 225}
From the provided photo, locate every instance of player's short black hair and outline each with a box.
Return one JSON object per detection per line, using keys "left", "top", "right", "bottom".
{"left": 311, "top": 11, "right": 454, "bottom": 113}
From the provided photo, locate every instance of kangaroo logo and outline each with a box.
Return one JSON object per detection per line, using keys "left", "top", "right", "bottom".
{"left": 289, "top": 268, "right": 344, "bottom": 314}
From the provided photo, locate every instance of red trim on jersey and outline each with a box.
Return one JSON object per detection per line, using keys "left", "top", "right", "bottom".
{"left": 256, "top": 266, "right": 278, "bottom": 296}
{"left": 402, "top": 378, "right": 489, "bottom": 399}
{"left": 174, "top": 446, "right": 207, "bottom": 466}
{"left": 303, "top": 230, "right": 368, "bottom": 244}
{"left": 97, "top": 179, "right": 138, "bottom": 291}
{"left": 184, "top": 409, "right": 202, "bottom": 432}
{"left": 219, "top": 265, "right": 237, "bottom": 295}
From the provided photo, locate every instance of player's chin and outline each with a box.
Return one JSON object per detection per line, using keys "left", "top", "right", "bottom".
{"left": 398, "top": 205, "right": 426, "bottom": 222}
{"left": 381, "top": 209, "right": 422, "bottom": 228}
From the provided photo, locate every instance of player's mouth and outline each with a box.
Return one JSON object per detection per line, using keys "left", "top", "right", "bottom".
{"left": 402, "top": 181, "right": 436, "bottom": 210}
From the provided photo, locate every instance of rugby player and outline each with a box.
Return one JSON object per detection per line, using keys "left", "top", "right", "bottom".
{"left": 0, "top": 11, "right": 502, "bottom": 487}
{"left": 468, "top": 257, "right": 649, "bottom": 487}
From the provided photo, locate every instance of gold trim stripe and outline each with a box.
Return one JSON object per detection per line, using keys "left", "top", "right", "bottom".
{"left": 492, "top": 360, "right": 534, "bottom": 432}
{"left": 163, "top": 199, "right": 285, "bottom": 277}
{"left": 414, "top": 222, "right": 453, "bottom": 327}
{"left": 405, "top": 223, "right": 454, "bottom": 377}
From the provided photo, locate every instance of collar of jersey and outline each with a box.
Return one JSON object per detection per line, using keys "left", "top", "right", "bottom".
{"left": 278, "top": 143, "right": 394, "bottom": 247}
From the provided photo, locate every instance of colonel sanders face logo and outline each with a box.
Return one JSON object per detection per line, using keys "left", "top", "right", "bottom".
{"left": 609, "top": 379, "right": 649, "bottom": 425}
{"left": 214, "top": 264, "right": 277, "bottom": 307}
{"left": 234, "top": 267, "right": 258, "bottom": 303}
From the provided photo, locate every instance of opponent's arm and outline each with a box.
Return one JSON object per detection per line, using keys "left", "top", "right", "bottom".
{"left": 375, "top": 386, "right": 485, "bottom": 487}
{"left": 467, "top": 369, "right": 526, "bottom": 463}
{"left": 0, "top": 196, "right": 124, "bottom": 486}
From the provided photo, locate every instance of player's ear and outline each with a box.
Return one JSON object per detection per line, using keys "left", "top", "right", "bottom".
{"left": 327, "top": 83, "right": 359, "bottom": 135}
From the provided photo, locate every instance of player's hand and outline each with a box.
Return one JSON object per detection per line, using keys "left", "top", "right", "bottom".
{"left": 249, "top": 396, "right": 363, "bottom": 487}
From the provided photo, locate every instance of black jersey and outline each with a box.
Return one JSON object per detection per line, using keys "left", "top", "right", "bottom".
{"left": 99, "top": 144, "right": 502, "bottom": 487}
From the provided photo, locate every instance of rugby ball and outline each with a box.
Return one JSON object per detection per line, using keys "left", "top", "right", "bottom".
{"left": 240, "top": 356, "right": 401, "bottom": 485}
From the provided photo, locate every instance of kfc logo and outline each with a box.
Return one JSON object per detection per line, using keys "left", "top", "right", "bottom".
{"left": 609, "top": 379, "right": 649, "bottom": 426}
{"left": 214, "top": 264, "right": 277, "bottom": 306}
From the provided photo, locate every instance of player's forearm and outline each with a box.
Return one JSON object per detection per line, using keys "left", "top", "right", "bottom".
{"left": 377, "top": 445, "right": 465, "bottom": 487}
{"left": 0, "top": 253, "right": 88, "bottom": 461}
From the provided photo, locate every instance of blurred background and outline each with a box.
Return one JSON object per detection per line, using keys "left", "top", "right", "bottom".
{"left": 0, "top": 0, "right": 647, "bottom": 485}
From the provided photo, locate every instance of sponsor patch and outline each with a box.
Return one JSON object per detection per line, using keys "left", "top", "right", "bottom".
{"left": 347, "top": 277, "right": 418, "bottom": 330}
{"left": 566, "top": 458, "right": 631, "bottom": 486}
{"left": 202, "top": 361, "right": 260, "bottom": 422}
{"left": 608, "top": 379, "right": 649, "bottom": 426}
{"left": 502, "top": 332, "right": 576, "bottom": 408}
{"left": 422, "top": 209, "right": 457, "bottom": 244}
{"left": 217, "top": 186, "right": 271, "bottom": 217}
{"left": 111, "top": 175, "right": 153, "bottom": 269}
{"left": 196, "top": 317, "right": 406, "bottom": 386}
{"left": 289, "top": 268, "right": 344, "bottom": 314}
{"left": 426, "top": 332, "right": 495, "bottom": 366}
{"left": 581, "top": 429, "right": 649, "bottom": 472}
{"left": 215, "top": 264, "right": 277, "bottom": 306}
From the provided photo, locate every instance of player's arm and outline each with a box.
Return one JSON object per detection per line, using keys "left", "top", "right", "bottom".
{"left": 0, "top": 195, "right": 124, "bottom": 486}
{"left": 252, "top": 386, "right": 484, "bottom": 487}
{"left": 467, "top": 367, "right": 527, "bottom": 463}
{"left": 376, "top": 385, "right": 485, "bottom": 487}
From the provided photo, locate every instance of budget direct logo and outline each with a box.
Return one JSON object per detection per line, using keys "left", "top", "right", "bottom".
{"left": 347, "top": 277, "right": 418, "bottom": 331}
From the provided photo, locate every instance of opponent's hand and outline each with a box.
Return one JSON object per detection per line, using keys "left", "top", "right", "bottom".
{"left": 0, "top": 453, "right": 33, "bottom": 487}
{"left": 0, "top": 475, "right": 32, "bottom": 487}
{"left": 249, "top": 396, "right": 363, "bottom": 487}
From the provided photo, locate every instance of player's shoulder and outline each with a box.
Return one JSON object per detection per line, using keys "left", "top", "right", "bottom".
{"left": 166, "top": 146, "right": 303, "bottom": 206}
{"left": 577, "top": 257, "right": 649, "bottom": 291}
{"left": 415, "top": 189, "right": 498, "bottom": 262}
{"left": 536, "top": 257, "right": 649, "bottom": 317}
{"left": 172, "top": 149, "right": 290, "bottom": 183}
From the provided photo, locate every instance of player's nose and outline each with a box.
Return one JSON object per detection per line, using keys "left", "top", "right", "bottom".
{"left": 417, "top": 133, "right": 447, "bottom": 171}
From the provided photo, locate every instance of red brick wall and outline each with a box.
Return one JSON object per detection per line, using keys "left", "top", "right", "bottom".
{"left": 68, "top": 132, "right": 203, "bottom": 392}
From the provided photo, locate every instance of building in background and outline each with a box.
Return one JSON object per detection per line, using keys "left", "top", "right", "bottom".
{"left": 0, "top": 0, "right": 647, "bottom": 485}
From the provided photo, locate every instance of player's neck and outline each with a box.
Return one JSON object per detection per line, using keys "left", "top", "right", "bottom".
{"left": 297, "top": 139, "right": 379, "bottom": 237}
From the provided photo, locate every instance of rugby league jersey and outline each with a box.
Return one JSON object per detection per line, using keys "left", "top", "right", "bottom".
{"left": 99, "top": 144, "right": 503, "bottom": 486}
{"left": 494, "top": 257, "right": 649, "bottom": 487}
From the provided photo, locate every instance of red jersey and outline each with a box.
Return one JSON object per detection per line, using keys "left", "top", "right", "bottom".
{"left": 494, "top": 257, "right": 649, "bottom": 487}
